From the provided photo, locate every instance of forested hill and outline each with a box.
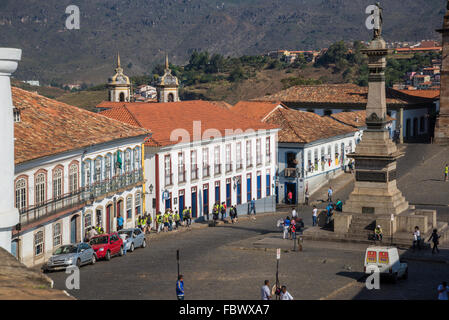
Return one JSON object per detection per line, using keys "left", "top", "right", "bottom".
{"left": 0, "top": 0, "right": 445, "bottom": 84}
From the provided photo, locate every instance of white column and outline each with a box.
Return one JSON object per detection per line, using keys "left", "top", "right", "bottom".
{"left": 0, "top": 48, "right": 21, "bottom": 253}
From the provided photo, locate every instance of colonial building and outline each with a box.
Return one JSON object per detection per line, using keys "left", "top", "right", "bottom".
{"left": 254, "top": 83, "right": 436, "bottom": 143}
{"left": 108, "top": 54, "right": 131, "bottom": 103}
{"left": 231, "top": 101, "right": 358, "bottom": 204}
{"left": 99, "top": 100, "right": 279, "bottom": 222}
{"left": 12, "top": 88, "right": 150, "bottom": 267}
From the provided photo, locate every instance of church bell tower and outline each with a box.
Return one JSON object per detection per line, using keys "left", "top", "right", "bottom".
{"left": 108, "top": 53, "right": 131, "bottom": 102}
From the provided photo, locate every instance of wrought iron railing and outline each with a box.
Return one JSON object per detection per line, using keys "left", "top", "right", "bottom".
{"left": 18, "top": 169, "right": 144, "bottom": 226}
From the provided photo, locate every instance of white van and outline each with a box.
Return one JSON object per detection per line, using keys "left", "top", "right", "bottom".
{"left": 364, "top": 246, "right": 408, "bottom": 282}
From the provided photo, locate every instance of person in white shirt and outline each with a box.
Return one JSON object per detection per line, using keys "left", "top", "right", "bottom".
{"left": 438, "top": 282, "right": 448, "bottom": 300}
{"left": 291, "top": 209, "right": 297, "bottom": 220}
{"left": 261, "top": 280, "right": 272, "bottom": 300}
{"left": 280, "top": 286, "right": 293, "bottom": 300}
{"left": 312, "top": 206, "right": 318, "bottom": 226}
{"left": 413, "top": 226, "right": 421, "bottom": 251}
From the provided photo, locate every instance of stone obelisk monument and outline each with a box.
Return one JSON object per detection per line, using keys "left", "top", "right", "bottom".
{"left": 434, "top": 0, "right": 449, "bottom": 145}
{"left": 343, "top": 5, "right": 409, "bottom": 218}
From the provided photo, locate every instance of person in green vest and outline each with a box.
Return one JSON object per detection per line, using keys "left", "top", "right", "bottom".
{"left": 163, "top": 210, "right": 170, "bottom": 232}
{"left": 146, "top": 214, "right": 152, "bottom": 234}
{"left": 156, "top": 212, "right": 163, "bottom": 233}
{"left": 445, "top": 164, "right": 448, "bottom": 182}
{"left": 174, "top": 210, "right": 181, "bottom": 229}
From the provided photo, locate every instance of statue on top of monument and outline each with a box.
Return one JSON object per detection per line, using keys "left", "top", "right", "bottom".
{"left": 373, "top": 2, "right": 383, "bottom": 40}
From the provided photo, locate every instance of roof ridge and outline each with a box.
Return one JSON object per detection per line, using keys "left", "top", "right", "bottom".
{"left": 122, "top": 104, "right": 144, "bottom": 128}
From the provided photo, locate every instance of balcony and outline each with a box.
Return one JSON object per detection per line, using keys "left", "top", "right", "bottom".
{"left": 164, "top": 173, "right": 173, "bottom": 186}
{"left": 225, "top": 163, "right": 233, "bottom": 173}
{"left": 178, "top": 168, "right": 186, "bottom": 183}
{"left": 203, "top": 165, "right": 210, "bottom": 178}
{"left": 284, "top": 168, "right": 298, "bottom": 178}
{"left": 191, "top": 166, "right": 198, "bottom": 180}
{"left": 214, "top": 164, "right": 222, "bottom": 175}
{"left": 19, "top": 169, "right": 144, "bottom": 227}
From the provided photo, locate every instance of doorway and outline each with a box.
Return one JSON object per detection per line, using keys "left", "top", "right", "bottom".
{"left": 285, "top": 183, "right": 296, "bottom": 205}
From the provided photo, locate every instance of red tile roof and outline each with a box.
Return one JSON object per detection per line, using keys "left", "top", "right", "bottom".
{"left": 264, "top": 108, "right": 357, "bottom": 144}
{"left": 231, "top": 101, "right": 286, "bottom": 121}
{"left": 13, "top": 87, "right": 151, "bottom": 165}
{"left": 396, "top": 89, "right": 440, "bottom": 100}
{"left": 330, "top": 111, "right": 394, "bottom": 128}
{"left": 253, "top": 84, "right": 413, "bottom": 105}
{"left": 99, "top": 100, "right": 278, "bottom": 147}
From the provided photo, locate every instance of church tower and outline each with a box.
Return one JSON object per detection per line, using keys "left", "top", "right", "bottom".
{"left": 108, "top": 53, "right": 131, "bottom": 102}
{"left": 156, "top": 55, "right": 180, "bottom": 103}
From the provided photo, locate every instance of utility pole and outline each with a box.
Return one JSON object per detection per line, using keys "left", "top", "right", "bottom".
{"left": 176, "top": 249, "right": 180, "bottom": 278}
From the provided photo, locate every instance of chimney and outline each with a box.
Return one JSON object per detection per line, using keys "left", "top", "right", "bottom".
{"left": 0, "top": 48, "right": 21, "bottom": 253}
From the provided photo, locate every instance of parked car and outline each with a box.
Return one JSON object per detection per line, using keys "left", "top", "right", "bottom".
{"left": 364, "top": 246, "right": 408, "bottom": 282}
{"left": 89, "top": 232, "right": 124, "bottom": 261}
{"left": 119, "top": 228, "right": 147, "bottom": 252}
{"left": 43, "top": 243, "right": 96, "bottom": 272}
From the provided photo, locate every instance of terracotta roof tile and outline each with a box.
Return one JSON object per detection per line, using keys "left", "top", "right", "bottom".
{"left": 253, "top": 84, "right": 422, "bottom": 106}
{"left": 330, "top": 110, "right": 394, "bottom": 128}
{"left": 264, "top": 108, "right": 357, "bottom": 144}
{"left": 99, "top": 100, "right": 278, "bottom": 147}
{"left": 13, "top": 87, "right": 151, "bottom": 165}
{"left": 231, "top": 101, "right": 286, "bottom": 121}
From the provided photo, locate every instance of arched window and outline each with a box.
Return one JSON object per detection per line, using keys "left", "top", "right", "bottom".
{"left": 134, "top": 147, "right": 140, "bottom": 170}
{"left": 126, "top": 195, "right": 133, "bottom": 220}
{"left": 15, "top": 178, "right": 27, "bottom": 210}
{"left": 84, "top": 212, "right": 92, "bottom": 229}
{"left": 94, "top": 157, "right": 102, "bottom": 182}
{"left": 34, "top": 231, "right": 44, "bottom": 256}
{"left": 135, "top": 192, "right": 141, "bottom": 216}
{"left": 53, "top": 168, "right": 63, "bottom": 199}
{"left": 69, "top": 163, "right": 79, "bottom": 193}
{"left": 105, "top": 154, "right": 112, "bottom": 180}
{"left": 84, "top": 160, "right": 91, "bottom": 186}
{"left": 35, "top": 173, "right": 46, "bottom": 205}
{"left": 125, "top": 149, "right": 131, "bottom": 172}
{"left": 168, "top": 93, "right": 174, "bottom": 102}
{"left": 119, "top": 92, "right": 125, "bottom": 102}
{"left": 53, "top": 223, "right": 62, "bottom": 247}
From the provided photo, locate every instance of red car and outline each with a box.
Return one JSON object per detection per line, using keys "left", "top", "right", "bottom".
{"left": 89, "top": 232, "right": 124, "bottom": 260}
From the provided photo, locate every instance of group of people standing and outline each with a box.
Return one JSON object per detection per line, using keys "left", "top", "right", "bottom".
{"left": 155, "top": 208, "right": 192, "bottom": 233}
{"left": 280, "top": 209, "right": 304, "bottom": 240}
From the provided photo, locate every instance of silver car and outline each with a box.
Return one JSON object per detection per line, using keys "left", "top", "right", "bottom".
{"left": 43, "top": 243, "right": 97, "bottom": 272}
{"left": 118, "top": 228, "right": 146, "bottom": 252}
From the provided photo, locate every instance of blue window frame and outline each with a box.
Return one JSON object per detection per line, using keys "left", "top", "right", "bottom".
{"left": 247, "top": 176, "right": 252, "bottom": 202}
{"left": 266, "top": 174, "right": 271, "bottom": 196}
{"left": 257, "top": 174, "right": 262, "bottom": 199}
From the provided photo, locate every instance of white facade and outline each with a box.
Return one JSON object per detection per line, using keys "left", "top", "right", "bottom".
{"left": 145, "top": 130, "right": 278, "bottom": 221}
{"left": 278, "top": 133, "right": 358, "bottom": 204}
{"left": 13, "top": 137, "right": 145, "bottom": 267}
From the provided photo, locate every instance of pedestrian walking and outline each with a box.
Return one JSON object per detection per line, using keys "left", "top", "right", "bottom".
{"left": 283, "top": 217, "right": 291, "bottom": 240}
{"left": 261, "top": 280, "right": 272, "bottom": 300}
{"left": 156, "top": 212, "right": 163, "bottom": 233}
{"left": 221, "top": 202, "right": 227, "bottom": 221}
{"left": 305, "top": 190, "right": 309, "bottom": 206}
{"left": 335, "top": 199, "right": 343, "bottom": 212}
{"left": 326, "top": 202, "right": 333, "bottom": 225}
{"left": 117, "top": 215, "right": 124, "bottom": 231}
{"left": 437, "top": 281, "right": 449, "bottom": 300}
{"left": 176, "top": 275, "right": 185, "bottom": 300}
{"left": 146, "top": 214, "right": 152, "bottom": 234}
{"left": 250, "top": 198, "right": 256, "bottom": 219}
{"left": 279, "top": 286, "right": 293, "bottom": 300}
{"left": 428, "top": 229, "right": 441, "bottom": 254}
{"left": 445, "top": 164, "right": 448, "bottom": 182}
{"left": 174, "top": 210, "right": 181, "bottom": 229}
{"left": 291, "top": 208, "right": 297, "bottom": 220}
{"left": 327, "top": 186, "right": 333, "bottom": 202}
{"left": 185, "top": 207, "right": 192, "bottom": 228}
{"left": 287, "top": 191, "right": 293, "bottom": 205}
{"left": 412, "top": 226, "right": 421, "bottom": 251}
{"left": 290, "top": 219, "right": 296, "bottom": 241}
{"left": 312, "top": 206, "right": 318, "bottom": 226}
